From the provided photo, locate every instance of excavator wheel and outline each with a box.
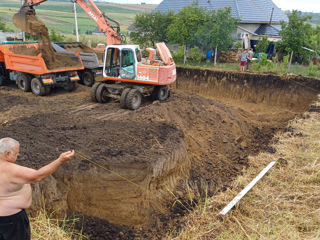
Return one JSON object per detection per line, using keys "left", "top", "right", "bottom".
{"left": 91, "top": 82, "right": 101, "bottom": 102}
{"left": 96, "top": 84, "right": 110, "bottom": 103}
{"left": 152, "top": 85, "right": 170, "bottom": 101}
{"left": 120, "top": 88, "right": 131, "bottom": 109}
{"left": 126, "top": 89, "right": 142, "bottom": 110}
{"left": 17, "top": 73, "right": 31, "bottom": 92}
{"left": 31, "top": 78, "right": 46, "bottom": 96}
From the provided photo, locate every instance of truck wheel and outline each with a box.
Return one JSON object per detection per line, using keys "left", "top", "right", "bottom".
{"left": 126, "top": 89, "right": 142, "bottom": 110}
{"left": 82, "top": 70, "right": 95, "bottom": 87}
{"left": 64, "top": 81, "right": 76, "bottom": 92}
{"left": 45, "top": 86, "right": 51, "bottom": 95}
{"left": 96, "top": 84, "right": 110, "bottom": 103}
{"left": 31, "top": 78, "right": 46, "bottom": 96}
{"left": 17, "top": 73, "right": 31, "bottom": 92}
{"left": 120, "top": 88, "right": 130, "bottom": 109}
{"left": 152, "top": 85, "right": 169, "bottom": 101}
{"left": 91, "top": 82, "right": 101, "bottom": 102}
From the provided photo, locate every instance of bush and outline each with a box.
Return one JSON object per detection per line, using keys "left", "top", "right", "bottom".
{"left": 172, "top": 45, "right": 185, "bottom": 63}
{"left": 50, "top": 29, "right": 64, "bottom": 42}
{"left": 189, "top": 46, "right": 204, "bottom": 63}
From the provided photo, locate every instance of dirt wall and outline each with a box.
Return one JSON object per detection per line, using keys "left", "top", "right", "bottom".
{"left": 175, "top": 68, "right": 320, "bottom": 112}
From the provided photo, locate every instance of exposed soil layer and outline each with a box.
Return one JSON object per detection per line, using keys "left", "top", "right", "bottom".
{"left": 12, "top": 10, "right": 82, "bottom": 70}
{"left": 0, "top": 69, "right": 319, "bottom": 239}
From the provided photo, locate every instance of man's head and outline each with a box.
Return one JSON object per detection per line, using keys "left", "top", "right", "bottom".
{"left": 0, "top": 138, "right": 20, "bottom": 163}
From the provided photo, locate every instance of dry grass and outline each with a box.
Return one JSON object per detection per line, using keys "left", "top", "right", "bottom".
{"left": 30, "top": 207, "right": 85, "bottom": 240}
{"left": 171, "top": 96, "right": 320, "bottom": 240}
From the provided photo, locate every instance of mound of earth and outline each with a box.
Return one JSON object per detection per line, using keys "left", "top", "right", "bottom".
{"left": 12, "top": 9, "right": 82, "bottom": 70}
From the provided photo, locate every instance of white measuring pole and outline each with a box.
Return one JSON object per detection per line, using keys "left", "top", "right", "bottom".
{"left": 73, "top": 1, "right": 79, "bottom": 42}
{"left": 219, "top": 161, "right": 276, "bottom": 216}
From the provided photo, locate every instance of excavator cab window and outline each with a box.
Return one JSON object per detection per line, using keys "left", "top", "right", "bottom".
{"left": 120, "top": 49, "right": 135, "bottom": 79}
{"left": 105, "top": 47, "right": 120, "bottom": 77}
{"left": 135, "top": 48, "right": 142, "bottom": 62}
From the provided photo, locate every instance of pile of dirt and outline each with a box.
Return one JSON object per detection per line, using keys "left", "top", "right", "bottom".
{"left": 0, "top": 111, "right": 189, "bottom": 226}
{"left": 12, "top": 9, "right": 82, "bottom": 70}
{"left": 63, "top": 43, "right": 95, "bottom": 53}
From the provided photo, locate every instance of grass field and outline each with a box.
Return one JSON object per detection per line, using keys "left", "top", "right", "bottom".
{"left": 172, "top": 96, "right": 320, "bottom": 240}
{"left": 0, "top": 0, "right": 155, "bottom": 34}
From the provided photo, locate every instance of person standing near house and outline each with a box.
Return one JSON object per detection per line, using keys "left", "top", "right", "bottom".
{"left": 240, "top": 49, "right": 248, "bottom": 72}
{"left": 246, "top": 48, "right": 254, "bottom": 71}
{"left": 206, "top": 49, "right": 213, "bottom": 63}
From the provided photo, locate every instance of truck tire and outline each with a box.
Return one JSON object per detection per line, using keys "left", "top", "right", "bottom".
{"left": 91, "top": 82, "right": 101, "bottom": 102}
{"left": 45, "top": 86, "right": 51, "bottom": 95}
{"left": 120, "top": 88, "right": 130, "bottom": 109}
{"left": 17, "top": 73, "right": 31, "bottom": 92}
{"left": 126, "top": 89, "right": 142, "bottom": 110}
{"left": 64, "top": 81, "right": 76, "bottom": 92}
{"left": 31, "top": 78, "right": 46, "bottom": 96}
{"left": 82, "top": 70, "right": 95, "bottom": 87}
{"left": 152, "top": 85, "right": 169, "bottom": 101}
{"left": 96, "top": 84, "right": 110, "bottom": 103}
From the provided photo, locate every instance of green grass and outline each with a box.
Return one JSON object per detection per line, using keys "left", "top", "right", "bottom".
{"left": 0, "top": 0, "right": 144, "bottom": 34}
{"left": 178, "top": 61, "right": 320, "bottom": 79}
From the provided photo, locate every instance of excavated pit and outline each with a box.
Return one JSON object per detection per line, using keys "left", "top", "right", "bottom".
{"left": 0, "top": 69, "right": 320, "bottom": 239}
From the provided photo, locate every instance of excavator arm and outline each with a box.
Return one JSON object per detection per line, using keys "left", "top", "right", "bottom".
{"left": 21, "top": 0, "right": 122, "bottom": 45}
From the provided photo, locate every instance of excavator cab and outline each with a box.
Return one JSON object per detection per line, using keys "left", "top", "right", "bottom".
{"left": 104, "top": 45, "right": 141, "bottom": 80}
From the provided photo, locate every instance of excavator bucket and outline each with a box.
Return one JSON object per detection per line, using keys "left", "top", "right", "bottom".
{"left": 13, "top": 5, "right": 36, "bottom": 33}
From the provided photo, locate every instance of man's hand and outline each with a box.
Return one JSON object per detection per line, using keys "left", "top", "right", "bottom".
{"left": 58, "top": 150, "right": 75, "bottom": 163}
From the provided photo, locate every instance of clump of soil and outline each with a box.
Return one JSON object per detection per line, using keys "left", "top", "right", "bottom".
{"left": 12, "top": 9, "right": 82, "bottom": 70}
{"left": 63, "top": 43, "right": 95, "bottom": 53}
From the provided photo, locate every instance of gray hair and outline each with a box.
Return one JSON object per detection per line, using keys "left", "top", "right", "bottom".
{"left": 0, "top": 138, "right": 20, "bottom": 154}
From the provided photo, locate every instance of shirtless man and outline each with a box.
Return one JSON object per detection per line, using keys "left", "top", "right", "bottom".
{"left": 0, "top": 137, "right": 74, "bottom": 240}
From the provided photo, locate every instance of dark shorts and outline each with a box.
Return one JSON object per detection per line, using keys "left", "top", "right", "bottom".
{"left": 240, "top": 61, "right": 246, "bottom": 66}
{"left": 0, "top": 210, "right": 30, "bottom": 240}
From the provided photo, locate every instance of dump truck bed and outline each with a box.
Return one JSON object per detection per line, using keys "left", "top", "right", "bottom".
{"left": 0, "top": 41, "right": 84, "bottom": 75}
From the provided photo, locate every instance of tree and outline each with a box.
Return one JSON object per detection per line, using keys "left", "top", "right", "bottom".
{"left": 130, "top": 11, "right": 174, "bottom": 48}
{"left": 310, "top": 26, "right": 320, "bottom": 54}
{"left": 50, "top": 29, "right": 64, "bottom": 42}
{"left": 196, "top": 7, "right": 239, "bottom": 65}
{"left": 167, "top": 3, "right": 208, "bottom": 64}
{"left": 255, "top": 36, "right": 270, "bottom": 53}
{"left": 278, "top": 10, "right": 313, "bottom": 62}
{"left": 0, "top": 19, "right": 13, "bottom": 32}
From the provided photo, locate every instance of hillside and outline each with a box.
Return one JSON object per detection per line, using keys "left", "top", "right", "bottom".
{"left": 0, "top": 0, "right": 156, "bottom": 34}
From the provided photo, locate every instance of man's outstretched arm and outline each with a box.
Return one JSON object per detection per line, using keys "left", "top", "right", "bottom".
{"left": 7, "top": 150, "right": 74, "bottom": 184}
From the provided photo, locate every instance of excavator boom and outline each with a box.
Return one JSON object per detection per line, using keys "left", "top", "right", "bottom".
{"left": 19, "top": 0, "right": 122, "bottom": 45}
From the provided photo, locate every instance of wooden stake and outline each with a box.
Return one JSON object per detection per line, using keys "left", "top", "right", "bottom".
{"left": 219, "top": 161, "right": 276, "bottom": 216}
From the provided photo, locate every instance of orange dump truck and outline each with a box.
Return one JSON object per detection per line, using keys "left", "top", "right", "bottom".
{"left": 0, "top": 41, "right": 84, "bottom": 96}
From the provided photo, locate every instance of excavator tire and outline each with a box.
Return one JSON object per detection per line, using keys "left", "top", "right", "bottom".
{"left": 152, "top": 85, "right": 169, "bottom": 101}
{"left": 125, "top": 89, "right": 142, "bottom": 110}
{"left": 31, "top": 78, "right": 46, "bottom": 96}
{"left": 17, "top": 73, "right": 31, "bottom": 92}
{"left": 96, "top": 84, "right": 110, "bottom": 103}
{"left": 120, "top": 88, "right": 131, "bottom": 109}
{"left": 91, "top": 82, "right": 101, "bottom": 102}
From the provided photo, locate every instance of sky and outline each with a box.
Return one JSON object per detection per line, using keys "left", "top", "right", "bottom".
{"left": 102, "top": 0, "right": 320, "bottom": 13}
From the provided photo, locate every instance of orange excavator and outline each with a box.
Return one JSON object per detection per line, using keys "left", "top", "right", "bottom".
{"left": 20, "top": 0, "right": 177, "bottom": 110}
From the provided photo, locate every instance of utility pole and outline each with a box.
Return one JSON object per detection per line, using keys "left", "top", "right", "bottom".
{"left": 21, "top": 0, "right": 25, "bottom": 41}
{"left": 73, "top": 0, "right": 80, "bottom": 42}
